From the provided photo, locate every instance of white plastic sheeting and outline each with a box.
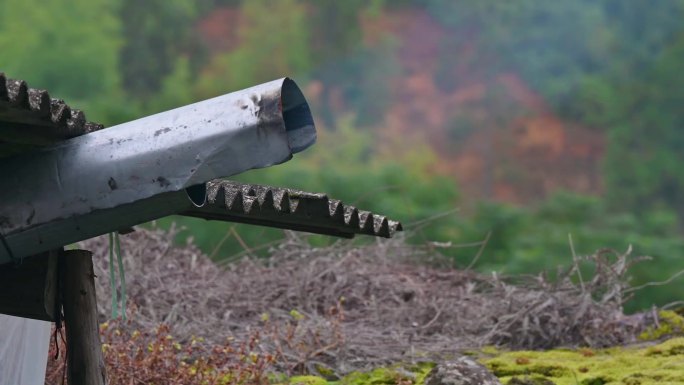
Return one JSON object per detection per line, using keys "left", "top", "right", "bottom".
{"left": 0, "top": 314, "right": 51, "bottom": 385}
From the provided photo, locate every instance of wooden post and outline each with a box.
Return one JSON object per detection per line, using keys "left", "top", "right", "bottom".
{"left": 61, "top": 249, "right": 107, "bottom": 385}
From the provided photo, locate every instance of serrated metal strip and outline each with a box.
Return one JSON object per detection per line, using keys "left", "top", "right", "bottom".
{"left": 0, "top": 72, "right": 104, "bottom": 142}
{"left": 183, "top": 180, "right": 402, "bottom": 238}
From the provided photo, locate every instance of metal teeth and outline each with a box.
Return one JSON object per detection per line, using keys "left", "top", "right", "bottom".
{"left": 198, "top": 181, "right": 403, "bottom": 238}
{"left": 0, "top": 72, "right": 103, "bottom": 139}
{"left": 328, "top": 200, "right": 344, "bottom": 222}
{"left": 28, "top": 89, "right": 51, "bottom": 117}
{"left": 84, "top": 122, "right": 104, "bottom": 133}
{"left": 274, "top": 190, "right": 291, "bottom": 212}
{"left": 242, "top": 195, "right": 257, "bottom": 214}
{"left": 358, "top": 211, "right": 374, "bottom": 232}
{"left": 7, "top": 79, "right": 29, "bottom": 108}
{"left": 66, "top": 109, "right": 86, "bottom": 137}
{"left": 0, "top": 74, "right": 6, "bottom": 101}
{"left": 344, "top": 206, "right": 360, "bottom": 229}
{"left": 259, "top": 189, "right": 275, "bottom": 211}
{"left": 50, "top": 99, "right": 71, "bottom": 125}
{"left": 374, "top": 216, "right": 390, "bottom": 238}
{"left": 222, "top": 185, "right": 243, "bottom": 210}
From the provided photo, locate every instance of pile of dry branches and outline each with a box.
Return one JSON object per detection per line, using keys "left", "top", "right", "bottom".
{"left": 81, "top": 226, "right": 651, "bottom": 375}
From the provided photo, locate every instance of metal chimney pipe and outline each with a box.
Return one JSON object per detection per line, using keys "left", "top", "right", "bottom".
{"left": 0, "top": 78, "right": 316, "bottom": 264}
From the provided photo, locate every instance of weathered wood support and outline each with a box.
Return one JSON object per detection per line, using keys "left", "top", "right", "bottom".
{"left": 60, "top": 249, "right": 107, "bottom": 385}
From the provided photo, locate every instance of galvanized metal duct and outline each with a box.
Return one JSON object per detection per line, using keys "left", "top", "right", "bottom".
{"left": 0, "top": 78, "right": 316, "bottom": 264}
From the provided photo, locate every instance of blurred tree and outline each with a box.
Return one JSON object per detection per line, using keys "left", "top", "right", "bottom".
{"left": 309, "top": 1, "right": 366, "bottom": 65}
{"left": 312, "top": 3, "right": 401, "bottom": 127}
{"left": 134, "top": 0, "right": 684, "bottom": 311}
{"left": 4, "top": 0, "right": 684, "bottom": 313}
{"left": 0, "top": 0, "right": 121, "bottom": 100}
{"left": 332, "top": 39, "right": 401, "bottom": 126}
{"left": 458, "top": 192, "right": 684, "bottom": 311}
{"left": 147, "top": 57, "right": 196, "bottom": 112}
{"left": 427, "top": 1, "right": 611, "bottom": 104}
{"left": 425, "top": 0, "right": 684, "bottom": 219}
{"left": 425, "top": 0, "right": 684, "bottom": 123}
{"left": 196, "top": 0, "right": 311, "bottom": 96}
{"left": 118, "top": 0, "right": 206, "bottom": 99}
{"left": 605, "top": 33, "right": 684, "bottom": 219}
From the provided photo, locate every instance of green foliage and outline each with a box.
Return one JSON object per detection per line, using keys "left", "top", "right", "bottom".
{"left": 197, "top": 0, "right": 312, "bottom": 96}
{"left": 0, "top": 0, "right": 121, "bottom": 101}
{"left": 308, "top": 1, "right": 367, "bottom": 64}
{"left": 456, "top": 192, "right": 684, "bottom": 311}
{"left": 425, "top": 0, "right": 684, "bottom": 230}
{"left": 426, "top": 0, "right": 684, "bottom": 119}
{"left": 118, "top": 0, "right": 205, "bottom": 99}
{"left": 339, "top": 38, "right": 402, "bottom": 126}
{"left": 3, "top": 0, "right": 684, "bottom": 312}
{"left": 605, "top": 33, "right": 684, "bottom": 218}
{"left": 148, "top": 57, "right": 196, "bottom": 113}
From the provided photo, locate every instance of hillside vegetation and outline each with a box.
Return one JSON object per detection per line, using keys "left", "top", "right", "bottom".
{"left": 2, "top": 1, "right": 684, "bottom": 310}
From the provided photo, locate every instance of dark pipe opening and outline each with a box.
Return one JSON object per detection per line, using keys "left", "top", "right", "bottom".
{"left": 281, "top": 78, "right": 316, "bottom": 153}
{"left": 185, "top": 183, "right": 207, "bottom": 207}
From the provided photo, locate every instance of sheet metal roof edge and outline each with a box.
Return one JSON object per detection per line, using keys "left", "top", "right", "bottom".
{"left": 181, "top": 180, "right": 403, "bottom": 238}
{"left": 0, "top": 72, "right": 103, "bottom": 145}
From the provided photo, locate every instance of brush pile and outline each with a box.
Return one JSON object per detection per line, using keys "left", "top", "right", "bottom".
{"left": 81, "top": 226, "right": 652, "bottom": 374}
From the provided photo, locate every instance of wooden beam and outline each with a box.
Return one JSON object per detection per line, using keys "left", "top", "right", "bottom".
{"left": 0, "top": 250, "right": 57, "bottom": 321}
{"left": 61, "top": 249, "right": 107, "bottom": 385}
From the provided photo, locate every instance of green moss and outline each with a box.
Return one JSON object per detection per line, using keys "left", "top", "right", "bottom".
{"left": 289, "top": 375, "right": 329, "bottom": 385}
{"left": 314, "top": 364, "right": 339, "bottom": 381}
{"left": 339, "top": 371, "right": 394, "bottom": 384}
{"left": 339, "top": 363, "right": 433, "bottom": 385}
{"left": 341, "top": 367, "right": 412, "bottom": 384}
{"left": 645, "top": 339, "right": 684, "bottom": 357}
{"left": 276, "top": 363, "right": 434, "bottom": 385}
{"left": 487, "top": 360, "right": 569, "bottom": 378}
{"left": 483, "top": 337, "right": 684, "bottom": 385}
{"left": 507, "top": 376, "right": 556, "bottom": 385}
{"left": 278, "top": 337, "right": 684, "bottom": 385}
{"left": 579, "top": 377, "right": 610, "bottom": 385}
{"left": 481, "top": 345, "right": 501, "bottom": 355}
{"left": 411, "top": 362, "right": 436, "bottom": 384}
{"left": 639, "top": 310, "right": 684, "bottom": 340}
